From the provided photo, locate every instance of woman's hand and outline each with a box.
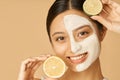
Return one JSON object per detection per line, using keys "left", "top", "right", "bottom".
{"left": 91, "top": 0, "right": 120, "bottom": 33}
{"left": 18, "top": 55, "right": 58, "bottom": 80}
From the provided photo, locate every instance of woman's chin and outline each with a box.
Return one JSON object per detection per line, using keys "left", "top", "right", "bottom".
{"left": 69, "top": 64, "right": 89, "bottom": 72}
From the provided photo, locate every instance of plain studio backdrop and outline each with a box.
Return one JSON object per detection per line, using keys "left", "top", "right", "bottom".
{"left": 0, "top": 0, "right": 120, "bottom": 80}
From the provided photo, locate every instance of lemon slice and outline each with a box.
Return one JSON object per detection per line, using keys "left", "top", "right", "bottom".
{"left": 43, "top": 56, "right": 66, "bottom": 78}
{"left": 83, "top": 0, "right": 103, "bottom": 15}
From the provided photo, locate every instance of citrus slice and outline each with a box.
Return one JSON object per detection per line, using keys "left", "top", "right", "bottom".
{"left": 83, "top": 0, "right": 103, "bottom": 15}
{"left": 43, "top": 56, "right": 66, "bottom": 78}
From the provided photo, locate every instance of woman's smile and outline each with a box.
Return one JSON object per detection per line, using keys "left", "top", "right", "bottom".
{"left": 66, "top": 52, "right": 88, "bottom": 64}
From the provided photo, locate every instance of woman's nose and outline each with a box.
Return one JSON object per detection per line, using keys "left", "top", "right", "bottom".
{"left": 70, "top": 41, "right": 82, "bottom": 54}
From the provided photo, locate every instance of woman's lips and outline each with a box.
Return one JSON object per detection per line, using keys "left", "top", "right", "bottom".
{"left": 67, "top": 52, "right": 88, "bottom": 64}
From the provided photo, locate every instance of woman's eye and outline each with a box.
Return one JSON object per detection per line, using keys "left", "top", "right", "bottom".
{"left": 56, "top": 36, "right": 65, "bottom": 41}
{"left": 78, "top": 31, "right": 89, "bottom": 38}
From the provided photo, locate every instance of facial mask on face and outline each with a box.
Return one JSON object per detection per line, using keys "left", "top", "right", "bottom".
{"left": 63, "top": 14, "right": 100, "bottom": 72}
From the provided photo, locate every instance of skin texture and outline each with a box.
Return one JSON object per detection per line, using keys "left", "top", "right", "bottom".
{"left": 18, "top": 0, "right": 120, "bottom": 80}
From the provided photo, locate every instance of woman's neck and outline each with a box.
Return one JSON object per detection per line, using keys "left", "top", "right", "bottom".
{"left": 60, "top": 58, "right": 103, "bottom": 80}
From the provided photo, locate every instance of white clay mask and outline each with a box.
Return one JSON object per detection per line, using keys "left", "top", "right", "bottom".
{"left": 63, "top": 14, "right": 100, "bottom": 72}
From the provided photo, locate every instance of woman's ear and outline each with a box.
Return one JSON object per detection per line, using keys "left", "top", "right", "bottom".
{"left": 99, "top": 26, "right": 107, "bottom": 41}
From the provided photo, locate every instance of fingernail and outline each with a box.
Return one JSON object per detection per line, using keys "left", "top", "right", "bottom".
{"left": 101, "top": 0, "right": 105, "bottom": 4}
{"left": 90, "top": 16, "right": 95, "bottom": 19}
{"left": 47, "top": 54, "right": 52, "bottom": 57}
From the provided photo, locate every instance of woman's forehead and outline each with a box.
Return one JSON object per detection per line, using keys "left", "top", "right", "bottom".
{"left": 51, "top": 9, "right": 94, "bottom": 27}
{"left": 50, "top": 9, "right": 98, "bottom": 33}
{"left": 63, "top": 14, "right": 94, "bottom": 31}
{"left": 53, "top": 9, "right": 89, "bottom": 21}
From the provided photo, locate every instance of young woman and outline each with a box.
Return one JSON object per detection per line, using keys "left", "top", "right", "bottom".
{"left": 18, "top": 0, "right": 120, "bottom": 80}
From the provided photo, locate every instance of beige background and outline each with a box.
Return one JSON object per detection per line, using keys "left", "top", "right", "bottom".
{"left": 0, "top": 0, "right": 120, "bottom": 80}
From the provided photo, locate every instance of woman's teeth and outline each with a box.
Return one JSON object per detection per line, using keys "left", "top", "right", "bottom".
{"left": 70, "top": 54, "right": 84, "bottom": 60}
{"left": 68, "top": 52, "right": 88, "bottom": 61}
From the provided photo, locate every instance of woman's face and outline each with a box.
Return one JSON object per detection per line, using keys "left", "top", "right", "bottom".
{"left": 50, "top": 9, "right": 103, "bottom": 72}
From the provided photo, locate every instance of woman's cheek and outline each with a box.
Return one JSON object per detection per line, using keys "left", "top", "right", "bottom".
{"left": 53, "top": 44, "right": 67, "bottom": 56}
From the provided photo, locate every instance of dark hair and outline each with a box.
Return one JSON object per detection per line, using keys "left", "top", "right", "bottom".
{"left": 46, "top": 0, "right": 103, "bottom": 41}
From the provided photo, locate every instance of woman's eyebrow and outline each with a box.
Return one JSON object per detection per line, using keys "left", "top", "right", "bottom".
{"left": 74, "top": 25, "right": 91, "bottom": 31}
{"left": 52, "top": 32, "right": 65, "bottom": 37}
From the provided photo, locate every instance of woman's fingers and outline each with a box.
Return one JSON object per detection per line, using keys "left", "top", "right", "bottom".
{"left": 18, "top": 54, "right": 52, "bottom": 80}
{"left": 102, "top": 0, "right": 111, "bottom": 4}
{"left": 20, "top": 58, "right": 35, "bottom": 71}
{"left": 102, "top": 0, "right": 120, "bottom": 9}
{"left": 25, "top": 55, "right": 51, "bottom": 70}
{"left": 91, "top": 15, "right": 120, "bottom": 33}
{"left": 30, "top": 61, "right": 42, "bottom": 75}
{"left": 19, "top": 54, "right": 51, "bottom": 77}
{"left": 91, "top": 15, "right": 110, "bottom": 28}
{"left": 21, "top": 58, "right": 37, "bottom": 71}
{"left": 103, "top": 4, "right": 112, "bottom": 14}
